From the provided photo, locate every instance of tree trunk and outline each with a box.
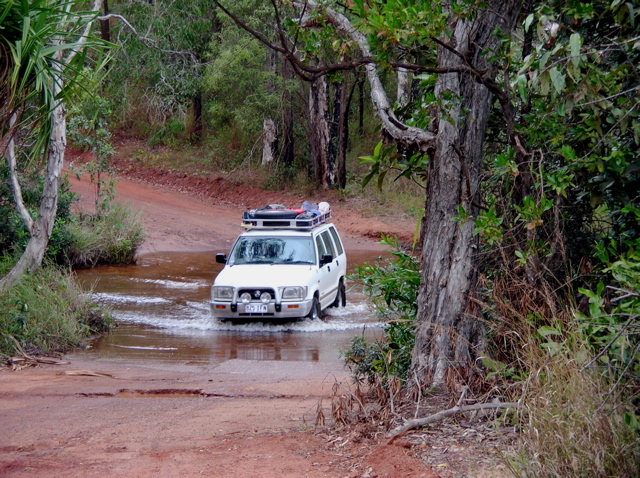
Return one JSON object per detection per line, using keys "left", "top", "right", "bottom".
{"left": 396, "top": 66, "right": 410, "bottom": 110}
{"left": 5, "top": 114, "right": 34, "bottom": 233}
{"left": 357, "top": 77, "right": 365, "bottom": 135}
{"left": 0, "top": 90, "right": 66, "bottom": 291}
{"left": 260, "top": 46, "right": 278, "bottom": 166}
{"left": 411, "top": 3, "right": 520, "bottom": 390}
{"left": 281, "top": 60, "right": 294, "bottom": 165}
{"left": 191, "top": 89, "right": 203, "bottom": 139}
{"left": 308, "top": 75, "right": 333, "bottom": 188}
{"left": 261, "top": 118, "right": 277, "bottom": 165}
{"left": 330, "top": 79, "right": 341, "bottom": 182}
{"left": 100, "top": 0, "right": 110, "bottom": 42}
{"left": 337, "top": 80, "right": 349, "bottom": 189}
{"left": 0, "top": 0, "right": 101, "bottom": 292}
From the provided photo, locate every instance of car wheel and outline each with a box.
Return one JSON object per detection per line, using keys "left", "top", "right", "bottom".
{"left": 332, "top": 279, "right": 346, "bottom": 308}
{"left": 307, "top": 296, "right": 321, "bottom": 320}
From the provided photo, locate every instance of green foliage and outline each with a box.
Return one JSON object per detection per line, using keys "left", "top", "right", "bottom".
{"left": 68, "top": 87, "right": 116, "bottom": 212}
{"left": 343, "top": 236, "right": 419, "bottom": 385}
{"left": 0, "top": 262, "right": 111, "bottom": 358}
{"left": 349, "top": 0, "right": 445, "bottom": 63}
{"left": 360, "top": 141, "right": 429, "bottom": 190}
{"left": 104, "top": 0, "right": 220, "bottom": 129}
{"left": 0, "top": 166, "right": 77, "bottom": 265}
{"left": 576, "top": 246, "right": 639, "bottom": 413}
{"left": 204, "top": 37, "right": 279, "bottom": 137}
{"left": 1, "top": 0, "right": 108, "bottom": 164}
{"left": 65, "top": 204, "right": 145, "bottom": 268}
{"left": 0, "top": 167, "right": 143, "bottom": 269}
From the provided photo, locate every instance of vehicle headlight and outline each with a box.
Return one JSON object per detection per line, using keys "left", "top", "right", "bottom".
{"left": 212, "top": 286, "right": 234, "bottom": 301}
{"left": 260, "top": 292, "right": 271, "bottom": 303}
{"left": 240, "top": 292, "right": 252, "bottom": 304}
{"left": 280, "top": 286, "right": 306, "bottom": 300}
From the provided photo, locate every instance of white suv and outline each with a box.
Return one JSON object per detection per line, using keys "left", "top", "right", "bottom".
{"left": 210, "top": 207, "right": 347, "bottom": 321}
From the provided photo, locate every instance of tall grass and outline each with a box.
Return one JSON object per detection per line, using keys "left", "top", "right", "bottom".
{"left": 66, "top": 203, "right": 145, "bottom": 268}
{"left": 0, "top": 261, "right": 111, "bottom": 358}
{"left": 486, "top": 277, "right": 639, "bottom": 476}
{"left": 515, "top": 341, "right": 639, "bottom": 476}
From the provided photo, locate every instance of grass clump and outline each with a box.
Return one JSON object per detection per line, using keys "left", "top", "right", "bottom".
{"left": 0, "top": 261, "right": 111, "bottom": 360}
{"left": 515, "top": 342, "right": 639, "bottom": 477}
{"left": 66, "top": 203, "right": 145, "bottom": 267}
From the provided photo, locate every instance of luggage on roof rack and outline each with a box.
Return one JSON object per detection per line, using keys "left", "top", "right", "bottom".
{"left": 242, "top": 203, "right": 331, "bottom": 230}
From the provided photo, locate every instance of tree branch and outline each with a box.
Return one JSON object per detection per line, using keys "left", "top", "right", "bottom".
{"left": 97, "top": 13, "right": 198, "bottom": 62}
{"left": 5, "top": 113, "right": 35, "bottom": 232}
{"left": 66, "top": 0, "right": 103, "bottom": 66}
{"left": 294, "top": 0, "right": 436, "bottom": 151}
{"left": 387, "top": 401, "right": 520, "bottom": 442}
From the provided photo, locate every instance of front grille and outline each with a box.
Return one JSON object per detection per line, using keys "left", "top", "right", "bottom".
{"left": 237, "top": 288, "right": 276, "bottom": 301}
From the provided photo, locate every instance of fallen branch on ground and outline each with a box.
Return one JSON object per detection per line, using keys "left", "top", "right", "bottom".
{"left": 386, "top": 401, "right": 520, "bottom": 443}
{"left": 7, "top": 336, "right": 70, "bottom": 370}
{"left": 63, "top": 370, "right": 115, "bottom": 378}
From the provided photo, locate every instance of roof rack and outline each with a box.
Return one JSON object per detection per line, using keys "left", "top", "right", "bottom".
{"left": 242, "top": 210, "right": 331, "bottom": 230}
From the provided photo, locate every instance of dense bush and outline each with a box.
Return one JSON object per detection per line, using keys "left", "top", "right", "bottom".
{"left": 343, "top": 236, "right": 420, "bottom": 387}
{"left": 0, "top": 166, "right": 76, "bottom": 265}
{"left": 0, "top": 260, "right": 111, "bottom": 359}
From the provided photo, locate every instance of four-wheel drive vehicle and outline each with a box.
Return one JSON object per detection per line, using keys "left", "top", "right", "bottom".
{"left": 210, "top": 205, "right": 347, "bottom": 321}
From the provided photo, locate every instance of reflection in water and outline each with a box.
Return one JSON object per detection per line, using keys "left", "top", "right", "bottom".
{"left": 73, "top": 251, "right": 383, "bottom": 366}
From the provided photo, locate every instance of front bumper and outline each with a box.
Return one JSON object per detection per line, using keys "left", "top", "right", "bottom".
{"left": 210, "top": 299, "right": 314, "bottom": 320}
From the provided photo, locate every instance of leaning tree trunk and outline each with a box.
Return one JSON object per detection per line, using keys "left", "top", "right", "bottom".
{"left": 411, "top": 3, "right": 520, "bottom": 390}
{"left": 0, "top": 0, "right": 101, "bottom": 293}
{"left": 0, "top": 88, "right": 66, "bottom": 291}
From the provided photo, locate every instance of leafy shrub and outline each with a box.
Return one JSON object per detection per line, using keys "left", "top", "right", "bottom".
{"left": 65, "top": 203, "right": 145, "bottom": 268}
{"left": 343, "top": 236, "right": 419, "bottom": 386}
{"left": 0, "top": 261, "right": 111, "bottom": 358}
{"left": 0, "top": 166, "right": 76, "bottom": 265}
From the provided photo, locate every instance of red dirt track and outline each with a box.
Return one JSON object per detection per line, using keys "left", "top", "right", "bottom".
{"left": 1, "top": 153, "right": 442, "bottom": 477}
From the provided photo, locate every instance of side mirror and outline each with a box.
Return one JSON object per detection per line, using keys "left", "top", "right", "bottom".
{"left": 321, "top": 254, "right": 333, "bottom": 266}
{"left": 216, "top": 253, "right": 227, "bottom": 264}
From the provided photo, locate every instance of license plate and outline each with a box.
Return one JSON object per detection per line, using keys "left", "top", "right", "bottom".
{"left": 245, "top": 303, "right": 268, "bottom": 313}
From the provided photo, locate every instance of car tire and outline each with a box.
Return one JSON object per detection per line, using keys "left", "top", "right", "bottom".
{"left": 307, "top": 296, "right": 321, "bottom": 320}
{"left": 331, "top": 279, "right": 346, "bottom": 308}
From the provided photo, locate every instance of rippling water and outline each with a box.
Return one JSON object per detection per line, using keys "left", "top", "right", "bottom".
{"left": 72, "top": 251, "right": 384, "bottom": 366}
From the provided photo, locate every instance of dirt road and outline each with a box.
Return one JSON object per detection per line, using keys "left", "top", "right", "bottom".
{"left": 1, "top": 165, "right": 438, "bottom": 477}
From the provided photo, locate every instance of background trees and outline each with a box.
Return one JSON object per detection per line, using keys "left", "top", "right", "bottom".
{"left": 2, "top": 0, "right": 637, "bottom": 472}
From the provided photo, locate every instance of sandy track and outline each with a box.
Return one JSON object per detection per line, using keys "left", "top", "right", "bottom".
{"left": 1, "top": 169, "right": 433, "bottom": 477}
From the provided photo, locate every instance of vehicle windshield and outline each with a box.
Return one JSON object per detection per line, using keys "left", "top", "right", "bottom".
{"left": 228, "top": 236, "right": 316, "bottom": 265}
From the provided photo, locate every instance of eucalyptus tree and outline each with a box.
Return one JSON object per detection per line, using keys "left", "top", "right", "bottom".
{"left": 214, "top": 0, "right": 362, "bottom": 189}
{"left": 218, "top": 0, "right": 523, "bottom": 389}
{"left": 102, "top": 0, "right": 220, "bottom": 137}
{"left": 0, "top": 0, "right": 107, "bottom": 291}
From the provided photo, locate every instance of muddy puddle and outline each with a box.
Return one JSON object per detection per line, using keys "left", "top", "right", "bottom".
{"left": 72, "top": 250, "right": 385, "bottom": 367}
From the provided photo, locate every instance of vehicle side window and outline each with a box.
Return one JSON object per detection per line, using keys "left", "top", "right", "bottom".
{"left": 328, "top": 226, "right": 344, "bottom": 256}
{"left": 321, "top": 231, "right": 336, "bottom": 258}
{"left": 315, "top": 235, "right": 327, "bottom": 262}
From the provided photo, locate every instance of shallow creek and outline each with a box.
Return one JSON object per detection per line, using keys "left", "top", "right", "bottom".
{"left": 72, "top": 250, "right": 384, "bottom": 367}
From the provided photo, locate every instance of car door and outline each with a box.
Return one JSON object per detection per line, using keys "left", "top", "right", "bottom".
{"left": 316, "top": 230, "right": 341, "bottom": 308}
{"left": 313, "top": 232, "right": 333, "bottom": 309}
